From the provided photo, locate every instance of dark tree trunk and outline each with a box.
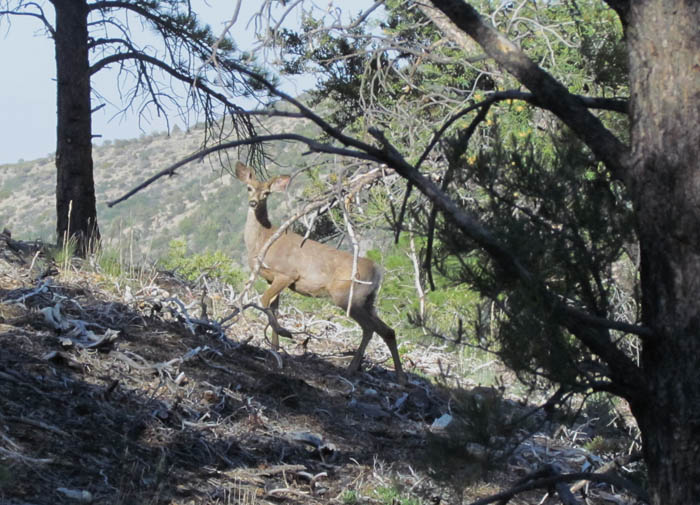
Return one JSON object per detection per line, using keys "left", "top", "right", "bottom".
{"left": 426, "top": 0, "right": 700, "bottom": 502}
{"left": 627, "top": 1, "right": 700, "bottom": 503}
{"left": 53, "top": 0, "right": 99, "bottom": 252}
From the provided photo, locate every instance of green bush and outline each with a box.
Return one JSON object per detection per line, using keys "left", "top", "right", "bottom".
{"left": 367, "top": 241, "right": 481, "bottom": 343}
{"left": 160, "top": 239, "right": 246, "bottom": 289}
{"left": 373, "top": 485, "right": 421, "bottom": 505}
{"left": 341, "top": 489, "right": 359, "bottom": 505}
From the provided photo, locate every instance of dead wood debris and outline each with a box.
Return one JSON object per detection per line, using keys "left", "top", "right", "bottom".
{"left": 0, "top": 237, "right": 646, "bottom": 505}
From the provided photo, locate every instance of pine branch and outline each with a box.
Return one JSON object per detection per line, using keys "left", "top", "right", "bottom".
{"left": 426, "top": 0, "right": 630, "bottom": 183}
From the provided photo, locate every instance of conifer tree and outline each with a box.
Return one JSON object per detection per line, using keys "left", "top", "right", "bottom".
{"left": 1, "top": 0, "right": 264, "bottom": 251}
{"left": 262, "top": 1, "right": 700, "bottom": 502}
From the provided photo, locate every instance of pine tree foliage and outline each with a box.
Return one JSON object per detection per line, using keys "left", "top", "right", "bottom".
{"left": 277, "top": 0, "right": 635, "bottom": 393}
{"left": 0, "top": 0, "right": 272, "bottom": 249}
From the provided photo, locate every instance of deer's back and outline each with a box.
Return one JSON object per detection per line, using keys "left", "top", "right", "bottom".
{"left": 260, "top": 229, "right": 381, "bottom": 304}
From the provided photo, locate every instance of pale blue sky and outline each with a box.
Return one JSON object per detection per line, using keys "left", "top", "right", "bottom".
{"left": 0, "top": 1, "right": 375, "bottom": 164}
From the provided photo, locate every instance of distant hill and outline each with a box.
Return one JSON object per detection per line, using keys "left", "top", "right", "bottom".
{"left": 0, "top": 114, "right": 316, "bottom": 263}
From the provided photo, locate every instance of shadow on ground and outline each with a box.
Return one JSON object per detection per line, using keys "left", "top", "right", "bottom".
{"left": 0, "top": 244, "right": 469, "bottom": 505}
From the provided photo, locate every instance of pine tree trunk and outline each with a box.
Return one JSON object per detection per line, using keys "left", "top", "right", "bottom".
{"left": 627, "top": 1, "right": 700, "bottom": 503}
{"left": 53, "top": 0, "right": 99, "bottom": 252}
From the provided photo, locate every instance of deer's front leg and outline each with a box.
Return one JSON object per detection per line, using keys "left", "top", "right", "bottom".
{"left": 261, "top": 274, "right": 297, "bottom": 349}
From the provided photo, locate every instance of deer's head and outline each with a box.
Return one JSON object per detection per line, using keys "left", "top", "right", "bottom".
{"left": 235, "top": 161, "right": 290, "bottom": 211}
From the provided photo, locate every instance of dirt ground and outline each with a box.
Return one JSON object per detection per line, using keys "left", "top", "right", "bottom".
{"left": 0, "top": 236, "right": 645, "bottom": 505}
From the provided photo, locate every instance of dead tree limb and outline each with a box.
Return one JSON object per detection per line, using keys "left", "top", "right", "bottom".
{"left": 470, "top": 465, "right": 648, "bottom": 505}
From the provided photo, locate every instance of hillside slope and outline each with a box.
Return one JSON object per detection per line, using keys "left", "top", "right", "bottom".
{"left": 0, "top": 235, "right": 644, "bottom": 505}
{"left": 0, "top": 115, "right": 313, "bottom": 262}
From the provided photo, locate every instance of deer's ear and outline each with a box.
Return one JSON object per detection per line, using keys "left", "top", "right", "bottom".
{"left": 270, "top": 175, "right": 291, "bottom": 192}
{"left": 235, "top": 161, "right": 254, "bottom": 183}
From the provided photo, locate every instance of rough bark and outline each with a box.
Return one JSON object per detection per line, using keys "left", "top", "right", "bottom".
{"left": 52, "top": 0, "right": 99, "bottom": 252}
{"left": 626, "top": 1, "right": 700, "bottom": 503}
{"left": 424, "top": 1, "right": 700, "bottom": 503}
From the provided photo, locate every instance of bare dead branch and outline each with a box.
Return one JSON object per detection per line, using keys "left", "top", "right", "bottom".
{"left": 89, "top": 51, "right": 232, "bottom": 107}
{"left": 390, "top": 88, "right": 626, "bottom": 245}
{"left": 464, "top": 465, "right": 649, "bottom": 505}
{"left": 107, "top": 133, "right": 380, "bottom": 207}
{"left": 236, "top": 109, "right": 306, "bottom": 119}
{"left": 423, "top": 101, "right": 492, "bottom": 291}
{"left": 109, "top": 40, "right": 649, "bottom": 398}
{"left": 220, "top": 302, "right": 293, "bottom": 340}
{"left": 393, "top": 183, "right": 412, "bottom": 244}
{"left": 0, "top": 2, "right": 55, "bottom": 35}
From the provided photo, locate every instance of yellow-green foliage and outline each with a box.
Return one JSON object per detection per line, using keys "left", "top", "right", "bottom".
{"left": 367, "top": 238, "right": 481, "bottom": 340}
{"left": 160, "top": 239, "right": 246, "bottom": 289}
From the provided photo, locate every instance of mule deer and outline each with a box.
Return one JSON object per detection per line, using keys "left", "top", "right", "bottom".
{"left": 235, "top": 161, "right": 406, "bottom": 385}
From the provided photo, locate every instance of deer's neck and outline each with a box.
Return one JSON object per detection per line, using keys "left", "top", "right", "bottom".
{"left": 244, "top": 202, "right": 275, "bottom": 257}
{"left": 253, "top": 202, "right": 272, "bottom": 229}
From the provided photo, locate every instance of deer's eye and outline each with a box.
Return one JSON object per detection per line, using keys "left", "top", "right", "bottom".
{"left": 247, "top": 186, "right": 253, "bottom": 192}
{"left": 262, "top": 191, "right": 270, "bottom": 198}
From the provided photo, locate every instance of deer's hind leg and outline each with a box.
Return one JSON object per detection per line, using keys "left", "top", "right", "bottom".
{"left": 348, "top": 306, "right": 406, "bottom": 385}
{"left": 368, "top": 311, "right": 406, "bottom": 385}
{"left": 347, "top": 320, "right": 374, "bottom": 375}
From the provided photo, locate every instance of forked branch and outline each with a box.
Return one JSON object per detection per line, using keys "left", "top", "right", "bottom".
{"left": 0, "top": 2, "right": 55, "bottom": 35}
{"left": 426, "top": 0, "right": 630, "bottom": 182}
